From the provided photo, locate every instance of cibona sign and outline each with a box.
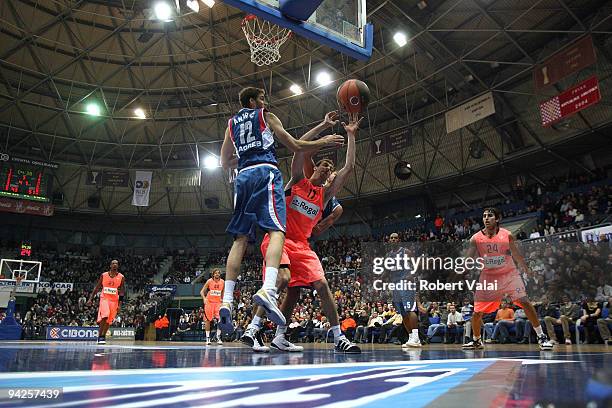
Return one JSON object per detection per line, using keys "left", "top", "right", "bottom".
{"left": 46, "top": 326, "right": 98, "bottom": 341}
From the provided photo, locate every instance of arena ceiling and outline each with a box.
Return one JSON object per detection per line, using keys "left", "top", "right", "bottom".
{"left": 0, "top": 0, "right": 611, "bottom": 216}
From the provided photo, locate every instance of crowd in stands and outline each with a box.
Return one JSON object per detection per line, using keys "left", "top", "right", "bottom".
{"left": 1, "top": 169, "right": 610, "bottom": 345}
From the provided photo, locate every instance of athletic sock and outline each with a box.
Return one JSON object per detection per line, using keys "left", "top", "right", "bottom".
{"left": 534, "top": 325, "right": 544, "bottom": 337}
{"left": 216, "top": 329, "right": 221, "bottom": 339}
{"left": 250, "top": 315, "right": 263, "bottom": 330}
{"left": 222, "top": 280, "right": 235, "bottom": 304}
{"left": 331, "top": 325, "right": 342, "bottom": 342}
{"left": 473, "top": 336, "right": 481, "bottom": 341}
{"left": 275, "top": 325, "right": 287, "bottom": 338}
{"left": 206, "top": 331, "right": 210, "bottom": 339}
{"left": 262, "top": 267, "right": 278, "bottom": 292}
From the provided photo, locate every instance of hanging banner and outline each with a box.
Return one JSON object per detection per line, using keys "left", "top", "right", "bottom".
{"left": 132, "top": 171, "right": 153, "bottom": 207}
{"left": 102, "top": 170, "right": 130, "bottom": 187}
{"left": 539, "top": 76, "right": 601, "bottom": 127}
{"left": 534, "top": 35, "right": 597, "bottom": 89}
{"left": 445, "top": 92, "right": 495, "bottom": 134}
{"left": 0, "top": 198, "right": 54, "bottom": 216}
{"left": 85, "top": 171, "right": 102, "bottom": 186}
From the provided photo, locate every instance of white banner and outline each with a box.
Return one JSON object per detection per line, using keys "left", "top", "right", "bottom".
{"left": 0, "top": 280, "right": 35, "bottom": 293}
{"left": 132, "top": 171, "right": 153, "bottom": 207}
{"left": 580, "top": 225, "right": 612, "bottom": 243}
{"left": 36, "top": 281, "right": 74, "bottom": 294}
{"left": 445, "top": 92, "right": 496, "bottom": 134}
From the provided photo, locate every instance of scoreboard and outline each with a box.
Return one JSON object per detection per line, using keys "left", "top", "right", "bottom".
{"left": 0, "top": 163, "right": 52, "bottom": 202}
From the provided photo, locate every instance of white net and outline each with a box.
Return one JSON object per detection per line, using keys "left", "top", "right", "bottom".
{"left": 242, "top": 15, "right": 292, "bottom": 66}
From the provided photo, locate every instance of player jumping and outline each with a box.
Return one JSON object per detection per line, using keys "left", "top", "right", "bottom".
{"left": 219, "top": 87, "right": 344, "bottom": 335}
{"left": 243, "top": 112, "right": 362, "bottom": 353}
{"left": 88, "top": 259, "right": 125, "bottom": 345}
{"left": 200, "top": 268, "right": 224, "bottom": 345}
{"left": 462, "top": 208, "right": 554, "bottom": 351}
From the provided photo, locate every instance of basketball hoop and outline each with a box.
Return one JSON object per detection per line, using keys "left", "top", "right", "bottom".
{"left": 242, "top": 14, "right": 292, "bottom": 67}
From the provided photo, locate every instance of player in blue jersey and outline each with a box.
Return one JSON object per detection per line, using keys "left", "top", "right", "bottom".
{"left": 388, "top": 232, "right": 424, "bottom": 348}
{"left": 219, "top": 87, "right": 344, "bottom": 334}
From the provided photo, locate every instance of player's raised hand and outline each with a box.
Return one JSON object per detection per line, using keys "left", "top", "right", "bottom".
{"left": 342, "top": 114, "right": 364, "bottom": 135}
{"left": 319, "top": 134, "right": 345, "bottom": 147}
{"left": 323, "top": 111, "right": 339, "bottom": 127}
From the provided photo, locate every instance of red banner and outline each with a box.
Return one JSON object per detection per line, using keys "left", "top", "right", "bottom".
{"left": 534, "top": 35, "right": 596, "bottom": 89}
{"left": 0, "top": 197, "right": 54, "bottom": 216}
{"left": 539, "top": 76, "right": 601, "bottom": 127}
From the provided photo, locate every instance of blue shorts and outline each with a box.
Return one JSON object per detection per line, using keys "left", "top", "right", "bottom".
{"left": 226, "top": 164, "right": 286, "bottom": 237}
{"left": 393, "top": 289, "right": 417, "bottom": 316}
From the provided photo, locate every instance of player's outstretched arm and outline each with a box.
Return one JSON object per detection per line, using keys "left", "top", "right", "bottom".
{"left": 324, "top": 114, "right": 362, "bottom": 202}
{"left": 220, "top": 127, "right": 238, "bottom": 170}
{"left": 266, "top": 112, "right": 344, "bottom": 153}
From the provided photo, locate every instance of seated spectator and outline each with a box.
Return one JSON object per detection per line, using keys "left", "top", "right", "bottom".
{"left": 366, "top": 311, "right": 383, "bottom": 343}
{"left": 445, "top": 303, "right": 464, "bottom": 344}
{"left": 485, "top": 301, "right": 515, "bottom": 344}
{"left": 518, "top": 296, "right": 557, "bottom": 344}
{"left": 353, "top": 310, "right": 369, "bottom": 343}
{"left": 580, "top": 296, "right": 602, "bottom": 343}
{"left": 461, "top": 299, "right": 473, "bottom": 343}
{"left": 544, "top": 295, "right": 580, "bottom": 345}
{"left": 426, "top": 303, "right": 447, "bottom": 342}
{"left": 313, "top": 316, "right": 331, "bottom": 343}
{"left": 171, "top": 316, "right": 191, "bottom": 341}
{"left": 340, "top": 311, "right": 357, "bottom": 341}
{"left": 596, "top": 297, "right": 612, "bottom": 345}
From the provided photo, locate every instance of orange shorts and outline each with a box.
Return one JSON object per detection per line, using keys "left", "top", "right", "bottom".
{"left": 261, "top": 235, "right": 324, "bottom": 288}
{"left": 474, "top": 270, "right": 527, "bottom": 313}
{"left": 97, "top": 298, "right": 119, "bottom": 324}
{"left": 204, "top": 301, "right": 221, "bottom": 321}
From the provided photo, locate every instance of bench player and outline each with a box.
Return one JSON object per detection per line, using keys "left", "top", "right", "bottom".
{"left": 219, "top": 87, "right": 344, "bottom": 334}
{"left": 462, "top": 208, "right": 554, "bottom": 351}
{"left": 244, "top": 112, "right": 362, "bottom": 353}
{"left": 88, "top": 260, "right": 125, "bottom": 345}
{"left": 200, "top": 268, "right": 224, "bottom": 345}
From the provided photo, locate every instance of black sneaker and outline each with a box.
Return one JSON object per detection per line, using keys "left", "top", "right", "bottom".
{"left": 462, "top": 338, "right": 484, "bottom": 350}
{"left": 334, "top": 336, "right": 361, "bottom": 353}
{"left": 97, "top": 337, "right": 106, "bottom": 345}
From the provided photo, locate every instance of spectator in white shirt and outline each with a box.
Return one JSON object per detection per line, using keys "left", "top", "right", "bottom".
{"left": 446, "top": 304, "right": 464, "bottom": 344}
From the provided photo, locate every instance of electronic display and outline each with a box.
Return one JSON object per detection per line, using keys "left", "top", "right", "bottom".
{"left": 0, "top": 163, "right": 52, "bottom": 202}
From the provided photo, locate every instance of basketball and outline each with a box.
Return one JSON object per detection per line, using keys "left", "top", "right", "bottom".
{"left": 336, "top": 79, "right": 370, "bottom": 114}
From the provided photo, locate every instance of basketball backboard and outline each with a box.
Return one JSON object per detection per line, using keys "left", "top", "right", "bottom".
{"left": 223, "top": 0, "right": 373, "bottom": 60}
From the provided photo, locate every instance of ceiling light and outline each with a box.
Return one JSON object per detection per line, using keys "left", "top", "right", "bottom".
{"left": 415, "top": 214, "right": 422, "bottom": 219}
{"left": 186, "top": 0, "right": 199, "bottom": 12}
{"left": 86, "top": 102, "right": 101, "bottom": 116}
{"left": 134, "top": 108, "right": 146, "bottom": 119}
{"left": 316, "top": 72, "right": 332, "bottom": 86}
{"left": 201, "top": 0, "right": 215, "bottom": 7}
{"left": 393, "top": 32, "right": 407, "bottom": 47}
{"left": 289, "top": 84, "right": 303, "bottom": 95}
{"left": 203, "top": 155, "right": 219, "bottom": 169}
{"left": 154, "top": 2, "right": 174, "bottom": 21}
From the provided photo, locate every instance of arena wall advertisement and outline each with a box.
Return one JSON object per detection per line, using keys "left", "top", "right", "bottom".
{"left": 580, "top": 225, "right": 612, "bottom": 243}
{"left": 46, "top": 326, "right": 98, "bottom": 341}
{"left": 108, "top": 327, "right": 136, "bottom": 340}
{"left": 147, "top": 284, "right": 177, "bottom": 295}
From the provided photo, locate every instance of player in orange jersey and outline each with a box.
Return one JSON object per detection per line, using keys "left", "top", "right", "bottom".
{"left": 88, "top": 260, "right": 125, "bottom": 345}
{"left": 200, "top": 268, "right": 225, "bottom": 345}
{"left": 462, "top": 208, "right": 553, "bottom": 351}
{"left": 243, "top": 112, "right": 362, "bottom": 353}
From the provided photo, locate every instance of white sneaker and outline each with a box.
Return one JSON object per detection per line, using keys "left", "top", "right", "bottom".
{"left": 253, "top": 289, "right": 286, "bottom": 327}
{"left": 565, "top": 338, "right": 572, "bottom": 345}
{"left": 402, "top": 334, "right": 422, "bottom": 348}
{"left": 218, "top": 302, "right": 235, "bottom": 334}
{"left": 538, "top": 334, "right": 554, "bottom": 351}
{"left": 217, "top": 338, "right": 223, "bottom": 345}
{"left": 205, "top": 338, "right": 211, "bottom": 345}
{"left": 271, "top": 335, "right": 304, "bottom": 352}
